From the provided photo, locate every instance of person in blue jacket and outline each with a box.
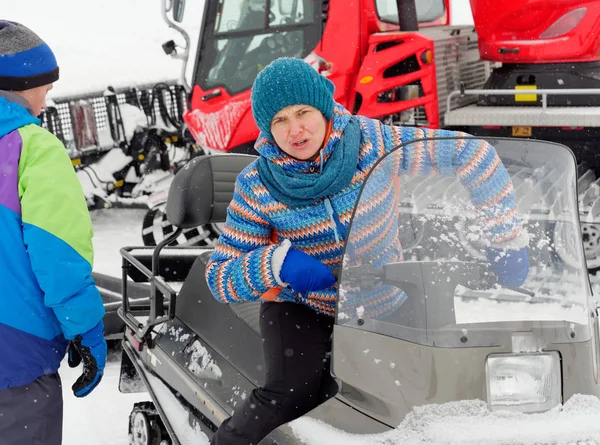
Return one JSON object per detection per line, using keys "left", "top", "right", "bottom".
{"left": 0, "top": 21, "right": 107, "bottom": 445}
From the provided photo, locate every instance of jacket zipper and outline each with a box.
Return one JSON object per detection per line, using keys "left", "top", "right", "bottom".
{"left": 324, "top": 198, "right": 345, "bottom": 243}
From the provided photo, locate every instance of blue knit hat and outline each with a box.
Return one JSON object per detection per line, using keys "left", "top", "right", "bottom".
{"left": 251, "top": 57, "right": 335, "bottom": 140}
{"left": 0, "top": 21, "right": 59, "bottom": 91}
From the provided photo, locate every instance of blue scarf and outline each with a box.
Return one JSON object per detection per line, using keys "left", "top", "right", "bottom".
{"left": 256, "top": 116, "right": 361, "bottom": 208}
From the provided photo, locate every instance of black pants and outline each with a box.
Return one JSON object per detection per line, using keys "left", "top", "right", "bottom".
{"left": 0, "top": 373, "right": 63, "bottom": 445}
{"left": 211, "top": 302, "right": 337, "bottom": 445}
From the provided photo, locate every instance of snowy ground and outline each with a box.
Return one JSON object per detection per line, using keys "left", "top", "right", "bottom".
{"left": 57, "top": 210, "right": 148, "bottom": 445}
{"left": 91, "top": 208, "right": 146, "bottom": 277}
{"left": 61, "top": 347, "right": 147, "bottom": 445}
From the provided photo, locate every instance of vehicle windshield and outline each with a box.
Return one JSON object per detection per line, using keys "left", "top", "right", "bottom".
{"left": 337, "top": 137, "right": 592, "bottom": 347}
{"left": 375, "top": 0, "right": 446, "bottom": 25}
{"left": 195, "top": 0, "right": 319, "bottom": 95}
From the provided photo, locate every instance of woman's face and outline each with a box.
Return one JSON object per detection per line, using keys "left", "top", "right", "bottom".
{"left": 270, "top": 104, "right": 327, "bottom": 161}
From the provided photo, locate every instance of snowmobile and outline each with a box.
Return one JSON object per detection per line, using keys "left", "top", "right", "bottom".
{"left": 117, "top": 136, "right": 599, "bottom": 444}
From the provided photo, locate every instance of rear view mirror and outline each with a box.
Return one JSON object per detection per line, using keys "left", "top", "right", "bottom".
{"left": 172, "top": 0, "right": 186, "bottom": 22}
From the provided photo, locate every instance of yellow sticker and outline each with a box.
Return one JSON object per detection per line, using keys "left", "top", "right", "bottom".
{"left": 114, "top": 179, "right": 125, "bottom": 188}
{"left": 515, "top": 85, "right": 537, "bottom": 102}
{"left": 512, "top": 126, "right": 532, "bottom": 137}
{"left": 71, "top": 158, "right": 81, "bottom": 167}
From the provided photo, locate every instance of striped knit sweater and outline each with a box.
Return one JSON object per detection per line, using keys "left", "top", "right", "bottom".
{"left": 205, "top": 104, "right": 522, "bottom": 318}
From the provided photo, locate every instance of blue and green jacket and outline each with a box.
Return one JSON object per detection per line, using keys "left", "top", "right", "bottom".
{"left": 0, "top": 92, "right": 104, "bottom": 389}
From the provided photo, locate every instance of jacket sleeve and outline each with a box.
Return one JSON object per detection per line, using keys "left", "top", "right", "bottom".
{"left": 18, "top": 125, "right": 104, "bottom": 340}
{"left": 205, "top": 175, "right": 285, "bottom": 303}
{"left": 384, "top": 125, "right": 523, "bottom": 245}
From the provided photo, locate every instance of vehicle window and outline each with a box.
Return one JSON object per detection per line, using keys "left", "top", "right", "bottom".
{"left": 202, "top": 30, "right": 306, "bottom": 94}
{"left": 269, "top": 0, "right": 314, "bottom": 26}
{"left": 196, "top": 0, "right": 319, "bottom": 95}
{"left": 375, "top": 0, "right": 446, "bottom": 25}
{"left": 214, "top": 0, "right": 267, "bottom": 34}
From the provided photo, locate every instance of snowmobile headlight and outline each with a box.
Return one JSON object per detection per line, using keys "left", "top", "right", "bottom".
{"left": 485, "top": 352, "right": 561, "bottom": 413}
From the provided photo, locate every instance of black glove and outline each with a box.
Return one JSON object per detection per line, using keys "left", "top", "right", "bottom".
{"left": 68, "top": 320, "right": 107, "bottom": 397}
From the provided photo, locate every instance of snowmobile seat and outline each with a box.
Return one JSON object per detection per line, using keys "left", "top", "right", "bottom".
{"left": 165, "top": 154, "right": 255, "bottom": 230}
{"left": 164, "top": 154, "right": 266, "bottom": 338}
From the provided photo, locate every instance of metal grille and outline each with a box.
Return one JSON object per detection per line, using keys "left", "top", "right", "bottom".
{"left": 384, "top": 105, "right": 429, "bottom": 127}
{"left": 41, "top": 80, "right": 183, "bottom": 152}
{"left": 420, "top": 26, "right": 490, "bottom": 126}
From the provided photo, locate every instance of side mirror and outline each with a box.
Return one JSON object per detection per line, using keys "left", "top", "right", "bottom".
{"left": 278, "top": 0, "right": 295, "bottom": 16}
{"left": 172, "top": 0, "right": 186, "bottom": 22}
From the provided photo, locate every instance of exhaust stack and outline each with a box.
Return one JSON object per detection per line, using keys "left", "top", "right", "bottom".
{"left": 396, "top": 0, "right": 419, "bottom": 31}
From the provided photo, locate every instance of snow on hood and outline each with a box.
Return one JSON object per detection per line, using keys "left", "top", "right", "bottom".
{"left": 290, "top": 394, "right": 600, "bottom": 445}
{"left": 0, "top": 95, "right": 39, "bottom": 138}
{"left": 254, "top": 103, "right": 351, "bottom": 174}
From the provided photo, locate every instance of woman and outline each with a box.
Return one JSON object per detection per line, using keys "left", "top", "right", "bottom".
{"left": 205, "top": 57, "right": 529, "bottom": 445}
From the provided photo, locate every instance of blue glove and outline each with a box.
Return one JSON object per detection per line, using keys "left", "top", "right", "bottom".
{"left": 486, "top": 247, "right": 529, "bottom": 287}
{"left": 67, "top": 320, "right": 107, "bottom": 397}
{"left": 280, "top": 248, "right": 336, "bottom": 293}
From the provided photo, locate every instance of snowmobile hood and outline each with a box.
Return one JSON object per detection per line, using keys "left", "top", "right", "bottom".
{"left": 0, "top": 94, "right": 39, "bottom": 139}
{"left": 254, "top": 103, "right": 352, "bottom": 174}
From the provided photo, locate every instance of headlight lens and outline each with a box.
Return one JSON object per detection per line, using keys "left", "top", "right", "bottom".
{"left": 486, "top": 352, "right": 561, "bottom": 413}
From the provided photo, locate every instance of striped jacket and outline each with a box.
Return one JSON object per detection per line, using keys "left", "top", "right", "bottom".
{"left": 206, "top": 104, "right": 521, "bottom": 318}
{"left": 0, "top": 92, "right": 104, "bottom": 389}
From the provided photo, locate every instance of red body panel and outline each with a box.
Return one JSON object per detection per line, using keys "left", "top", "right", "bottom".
{"left": 354, "top": 32, "right": 438, "bottom": 126}
{"left": 184, "top": 0, "right": 451, "bottom": 152}
{"left": 470, "top": 0, "right": 600, "bottom": 63}
{"left": 185, "top": 85, "right": 252, "bottom": 152}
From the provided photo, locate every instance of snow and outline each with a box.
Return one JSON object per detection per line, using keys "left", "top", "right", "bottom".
{"left": 91, "top": 208, "right": 146, "bottom": 277}
{"left": 144, "top": 372, "right": 210, "bottom": 444}
{"left": 290, "top": 395, "right": 600, "bottom": 445}
{"left": 186, "top": 98, "right": 252, "bottom": 152}
{"left": 60, "top": 347, "right": 147, "bottom": 445}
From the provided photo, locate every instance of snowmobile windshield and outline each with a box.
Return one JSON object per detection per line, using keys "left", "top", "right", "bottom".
{"left": 337, "top": 137, "right": 592, "bottom": 347}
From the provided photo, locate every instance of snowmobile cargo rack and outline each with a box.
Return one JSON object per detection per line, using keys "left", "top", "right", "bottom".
{"left": 40, "top": 80, "right": 187, "bottom": 165}
{"left": 118, "top": 154, "right": 256, "bottom": 342}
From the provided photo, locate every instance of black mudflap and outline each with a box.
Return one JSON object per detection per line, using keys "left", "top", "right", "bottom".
{"left": 119, "top": 347, "right": 146, "bottom": 394}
